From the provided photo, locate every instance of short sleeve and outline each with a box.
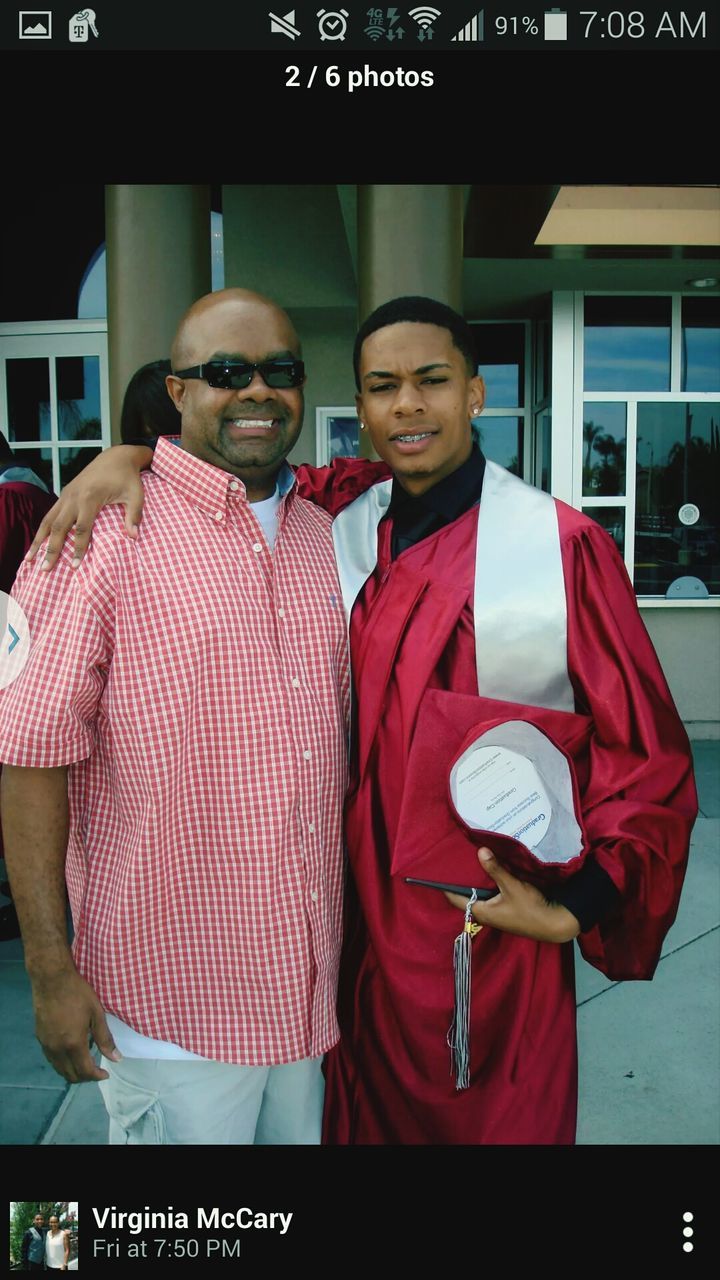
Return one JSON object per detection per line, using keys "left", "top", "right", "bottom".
{"left": 0, "top": 549, "right": 112, "bottom": 767}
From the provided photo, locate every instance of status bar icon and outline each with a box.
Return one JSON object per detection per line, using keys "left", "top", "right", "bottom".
{"left": 269, "top": 9, "right": 300, "bottom": 39}
{"left": 544, "top": 8, "right": 567, "bottom": 39}
{"left": 451, "top": 9, "right": 484, "bottom": 41}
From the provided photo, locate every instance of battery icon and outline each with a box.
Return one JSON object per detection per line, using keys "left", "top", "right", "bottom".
{"left": 544, "top": 8, "right": 567, "bottom": 39}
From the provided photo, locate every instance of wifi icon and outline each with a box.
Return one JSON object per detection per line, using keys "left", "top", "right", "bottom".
{"left": 409, "top": 6, "right": 441, "bottom": 29}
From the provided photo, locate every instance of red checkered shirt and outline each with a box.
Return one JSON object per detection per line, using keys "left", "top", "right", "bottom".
{"left": 0, "top": 437, "right": 350, "bottom": 1064}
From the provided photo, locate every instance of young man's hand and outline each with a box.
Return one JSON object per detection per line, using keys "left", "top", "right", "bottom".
{"left": 25, "top": 444, "right": 152, "bottom": 571}
{"left": 445, "top": 847, "right": 581, "bottom": 944}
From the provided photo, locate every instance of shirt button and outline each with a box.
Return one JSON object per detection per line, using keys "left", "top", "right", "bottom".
{"left": 303, "top": 750, "right": 311, "bottom": 761}
{"left": 311, "top": 890, "right": 319, "bottom": 903}
{"left": 308, "top": 823, "right": 315, "bottom": 834}
{"left": 252, "top": 542, "right": 263, "bottom": 553}
{"left": 214, "top": 511, "right": 223, "bottom": 521}
{"left": 229, "top": 480, "right": 240, "bottom": 491}
{"left": 292, "top": 678, "right": 300, "bottom": 688}
{"left": 278, "top": 607, "right": 285, "bottom": 618}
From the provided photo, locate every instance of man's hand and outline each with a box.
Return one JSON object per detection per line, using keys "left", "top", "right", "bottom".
{"left": 31, "top": 968, "right": 122, "bottom": 1083}
{"left": 445, "top": 847, "right": 581, "bottom": 944}
{"left": 25, "top": 444, "right": 152, "bottom": 572}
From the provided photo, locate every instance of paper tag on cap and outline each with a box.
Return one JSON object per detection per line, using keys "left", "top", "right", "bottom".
{"left": 452, "top": 745, "right": 552, "bottom": 849}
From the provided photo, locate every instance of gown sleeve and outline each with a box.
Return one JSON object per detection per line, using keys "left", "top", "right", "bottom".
{"left": 561, "top": 510, "right": 698, "bottom": 980}
{"left": 294, "top": 457, "right": 391, "bottom": 516}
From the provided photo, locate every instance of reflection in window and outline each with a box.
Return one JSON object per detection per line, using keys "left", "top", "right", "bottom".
{"left": 475, "top": 416, "right": 522, "bottom": 475}
{"left": 57, "top": 357, "right": 101, "bottom": 441}
{"left": 60, "top": 447, "right": 102, "bottom": 489}
{"left": 582, "top": 403, "right": 626, "bottom": 496}
{"left": 682, "top": 296, "right": 720, "bottom": 392}
{"left": 6, "top": 359, "right": 51, "bottom": 442}
{"left": 584, "top": 296, "right": 671, "bottom": 392}
{"left": 582, "top": 507, "right": 625, "bottom": 558}
{"left": 328, "top": 415, "right": 359, "bottom": 461}
{"left": 635, "top": 402, "right": 720, "bottom": 595}
{"left": 473, "top": 324, "right": 525, "bottom": 407}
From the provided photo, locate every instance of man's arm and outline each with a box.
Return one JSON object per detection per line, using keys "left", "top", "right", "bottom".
{"left": 25, "top": 444, "right": 153, "bottom": 571}
{"left": 1, "top": 765, "right": 119, "bottom": 1082}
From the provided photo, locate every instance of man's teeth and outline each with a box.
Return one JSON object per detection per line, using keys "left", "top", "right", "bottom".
{"left": 229, "top": 419, "right": 275, "bottom": 428}
{"left": 396, "top": 432, "right": 433, "bottom": 443}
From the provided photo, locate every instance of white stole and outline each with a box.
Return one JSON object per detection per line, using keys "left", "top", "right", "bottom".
{"left": 331, "top": 461, "right": 573, "bottom": 713}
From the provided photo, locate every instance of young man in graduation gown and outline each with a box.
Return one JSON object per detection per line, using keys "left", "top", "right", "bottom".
{"left": 24, "top": 296, "right": 697, "bottom": 1145}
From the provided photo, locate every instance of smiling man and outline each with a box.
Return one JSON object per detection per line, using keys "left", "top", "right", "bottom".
{"left": 15, "top": 295, "right": 696, "bottom": 1146}
{"left": 0, "top": 288, "right": 352, "bottom": 1145}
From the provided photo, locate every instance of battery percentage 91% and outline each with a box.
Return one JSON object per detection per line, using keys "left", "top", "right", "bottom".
{"left": 495, "top": 15, "right": 540, "bottom": 33}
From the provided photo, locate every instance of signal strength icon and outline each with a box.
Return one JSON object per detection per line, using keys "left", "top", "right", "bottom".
{"left": 408, "top": 6, "right": 441, "bottom": 29}
{"left": 451, "top": 9, "right": 484, "bottom": 40}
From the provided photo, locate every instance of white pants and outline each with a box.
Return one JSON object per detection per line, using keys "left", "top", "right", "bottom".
{"left": 98, "top": 1054, "right": 324, "bottom": 1145}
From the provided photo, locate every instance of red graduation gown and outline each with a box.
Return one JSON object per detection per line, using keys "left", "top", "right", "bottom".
{"left": 296, "top": 462, "right": 697, "bottom": 1145}
{"left": 0, "top": 481, "right": 55, "bottom": 595}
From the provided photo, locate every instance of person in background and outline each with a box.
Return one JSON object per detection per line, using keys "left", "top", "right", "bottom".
{"left": 119, "top": 359, "right": 180, "bottom": 444}
{"left": 0, "top": 432, "right": 55, "bottom": 595}
{"left": 0, "top": 433, "right": 56, "bottom": 941}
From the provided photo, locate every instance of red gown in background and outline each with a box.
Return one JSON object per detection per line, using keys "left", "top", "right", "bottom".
{"left": 297, "top": 461, "right": 697, "bottom": 1145}
{"left": 0, "top": 477, "right": 56, "bottom": 877}
{"left": 0, "top": 480, "right": 55, "bottom": 595}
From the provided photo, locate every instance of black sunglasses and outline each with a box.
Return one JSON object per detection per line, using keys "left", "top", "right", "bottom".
{"left": 173, "top": 359, "right": 305, "bottom": 390}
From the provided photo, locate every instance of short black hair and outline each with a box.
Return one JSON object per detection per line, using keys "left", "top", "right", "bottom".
{"left": 353, "top": 296, "right": 477, "bottom": 390}
{"left": 120, "top": 359, "right": 180, "bottom": 444}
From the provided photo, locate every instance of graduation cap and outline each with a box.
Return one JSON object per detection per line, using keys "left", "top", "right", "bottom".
{"left": 392, "top": 687, "right": 593, "bottom": 1087}
{"left": 393, "top": 688, "right": 592, "bottom": 893}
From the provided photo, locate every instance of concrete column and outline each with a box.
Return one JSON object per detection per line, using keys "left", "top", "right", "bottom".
{"left": 105, "top": 185, "right": 211, "bottom": 440}
{"left": 356, "top": 185, "right": 464, "bottom": 456}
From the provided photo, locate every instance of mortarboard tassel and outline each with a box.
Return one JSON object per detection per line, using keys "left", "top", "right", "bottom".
{"left": 447, "top": 888, "right": 481, "bottom": 1090}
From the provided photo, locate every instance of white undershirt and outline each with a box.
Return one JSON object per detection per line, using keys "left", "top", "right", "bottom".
{"left": 249, "top": 486, "right": 282, "bottom": 550}
{"left": 106, "top": 485, "right": 283, "bottom": 1062}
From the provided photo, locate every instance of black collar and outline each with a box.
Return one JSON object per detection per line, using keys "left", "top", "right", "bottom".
{"left": 388, "top": 444, "right": 486, "bottom": 523}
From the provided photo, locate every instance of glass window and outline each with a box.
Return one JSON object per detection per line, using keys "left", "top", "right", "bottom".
{"left": 328, "top": 414, "right": 358, "bottom": 461}
{"left": 536, "top": 411, "right": 551, "bottom": 493}
{"left": 57, "top": 356, "right": 101, "bottom": 441}
{"left": 59, "top": 447, "right": 103, "bottom": 489}
{"left": 473, "top": 324, "right": 525, "bottom": 407}
{"left": 475, "top": 416, "right": 522, "bottom": 475}
{"left": 682, "top": 296, "right": 720, "bottom": 392}
{"left": 634, "top": 402, "right": 719, "bottom": 595}
{"left": 582, "top": 403, "right": 626, "bottom": 496}
{"left": 584, "top": 296, "right": 671, "bottom": 392}
{"left": 582, "top": 506, "right": 625, "bottom": 558}
{"left": 6, "top": 359, "right": 51, "bottom": 442}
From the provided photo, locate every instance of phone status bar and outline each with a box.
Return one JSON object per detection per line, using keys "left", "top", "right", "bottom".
{"left": 4, "top": 3, "right": 717, "bottom": 50}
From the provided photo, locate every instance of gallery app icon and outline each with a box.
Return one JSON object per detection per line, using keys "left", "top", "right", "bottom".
{"left": 18, "top": 10, "right": 53, "bottom": 37}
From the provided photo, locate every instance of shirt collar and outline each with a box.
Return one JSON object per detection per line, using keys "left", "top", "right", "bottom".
{"left": 388, "top": 444, "right": 486, "bottom": 524}
{"left": 151, "top": 435, "right": 295, "bottom": 520}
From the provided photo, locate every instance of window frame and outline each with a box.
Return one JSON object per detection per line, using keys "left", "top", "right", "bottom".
{"left": 554, "top": 292, "right": 720, "bottom": 607}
